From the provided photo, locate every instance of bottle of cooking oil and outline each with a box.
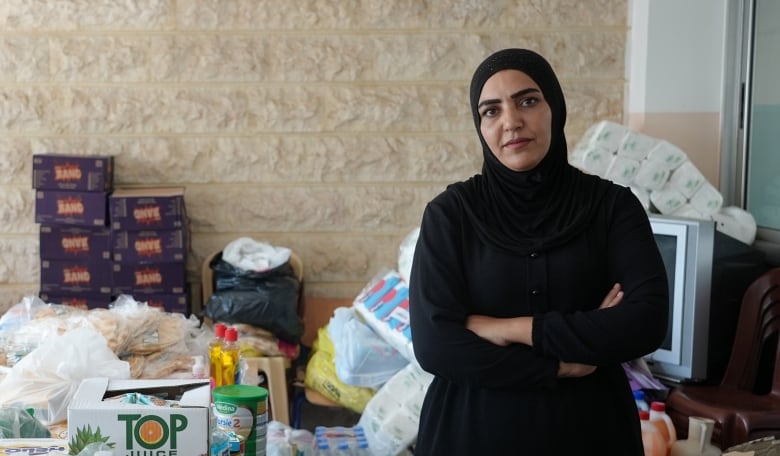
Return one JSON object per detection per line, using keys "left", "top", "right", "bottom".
{"left": 221, "top": 327, "right": 241, "bottom": 386}
{"left": 209, "top": 323, "right": 227, "bottom": 387}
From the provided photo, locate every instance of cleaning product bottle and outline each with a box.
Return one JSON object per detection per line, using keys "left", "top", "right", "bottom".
{"left": 649, "top": 401, "right": 677, "bottom": 455}
{"left": 221, "top": 327, "right": 241, "bottom": 386}
{"left": 634, "top": 390, "right": 650, "bottom": 412}
{"left": 209, "top": 323, "right": 227, "bottom": 387}
{"left": 192, "top": 355, "right": 207, "bottom": 379}
{"left": 640, "top": 410, "right": 667, "bottom": 456}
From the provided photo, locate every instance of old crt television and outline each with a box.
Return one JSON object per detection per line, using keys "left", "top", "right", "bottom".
{"left": 643, "top": 214, "right": 767, "bottom": 384}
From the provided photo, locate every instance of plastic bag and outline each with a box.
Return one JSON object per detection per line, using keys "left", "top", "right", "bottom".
{"left": 0, "top": 327, "right": 130, "bottom": 425}
{"left": 304, "top": 326, "right": 375, "bottom": 414}
{"left": 204, "top": 252, "right": 303, "bottom": 344}
{"left": 0, "top": 406, "right": 50, "bottom": 439}
{"left": 328, "top": 307, "right": 409, "bottom": 389}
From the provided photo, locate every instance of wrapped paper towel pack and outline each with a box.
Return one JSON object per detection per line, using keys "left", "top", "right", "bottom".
{"left": 571, "top": 120, "right": 759, "bottom": 246}
{"left": 646, "top": 141, "right": 688, "bottom": 171}
{"left": 669, "top": 161, "right": 707, "bottom": 198}
{"left": 711, "top": 206, "right": 757, "bottom": 245}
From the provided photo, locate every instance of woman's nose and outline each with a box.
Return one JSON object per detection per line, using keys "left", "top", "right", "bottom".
{"left": 504, "top": 107, "right": 523, "bottom": 131}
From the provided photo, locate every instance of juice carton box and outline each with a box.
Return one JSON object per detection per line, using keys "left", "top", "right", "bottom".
{"left": 39, "top": 224, "right": 112, "bottom": 261}
{"left": 67, "top": 378, "right": 210, "bottom": 456}
{"left": 35, "top": 190, "right": 109, "bottom": 227}
{"left": 32, "top": 153, "right": 113, "bottom": 192}
{"left": 109, "top": 187, "right": 187, "bottom": 231}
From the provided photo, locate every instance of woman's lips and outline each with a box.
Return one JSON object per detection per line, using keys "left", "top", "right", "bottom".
{"left": 504, "top": 138, "right": 531, "bottom": 149}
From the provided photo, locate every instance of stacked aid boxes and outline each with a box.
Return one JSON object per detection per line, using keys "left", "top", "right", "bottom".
{"left": 110, "top": 187, "right": 190, "bottom": 314}
{"left": 34, "top": 154, "right": 114, "bottom": 309}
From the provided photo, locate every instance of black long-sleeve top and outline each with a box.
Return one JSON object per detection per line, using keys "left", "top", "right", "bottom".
{"left": 409, "top": 183, "right": 669, "bottom": 455}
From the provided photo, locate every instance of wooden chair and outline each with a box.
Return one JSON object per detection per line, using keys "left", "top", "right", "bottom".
{"left": 201, "top": 249, "right": 304, "bottom": 426}
{"left": 666, "top": 267, "right": 780, "bottom": 449}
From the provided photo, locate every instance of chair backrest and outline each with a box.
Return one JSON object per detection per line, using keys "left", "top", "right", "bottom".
{"left": 201, "top": 250, "right": 304, "bottom": 307}
{"left": 720, "top": 267, "right": 780, "bottom": 395}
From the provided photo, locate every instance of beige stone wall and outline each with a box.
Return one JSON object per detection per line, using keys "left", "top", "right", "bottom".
{"left": 0, "top": 0, "right": 628, "bottom": 314}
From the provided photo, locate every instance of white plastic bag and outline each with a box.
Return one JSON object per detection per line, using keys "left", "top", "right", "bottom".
{"left": 222, "top": 237, "right": 292, "bottom": 271}
{"left": 328, "top": 307, "right": 409, "bottom": 389}
{"left": 0, "top": 327, "right": 130, "bottom": 425}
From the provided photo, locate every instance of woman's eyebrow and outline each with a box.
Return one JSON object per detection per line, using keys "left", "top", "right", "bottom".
{"left": 478, "top": 87, "right": 541, "bottom": 109}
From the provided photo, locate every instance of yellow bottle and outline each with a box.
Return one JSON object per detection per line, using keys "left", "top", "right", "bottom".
{"left": 221, "top": 327, "right": 240, "bottom": 386}
{"left": 209, "top": 323, "right": 226, "bottom": 387}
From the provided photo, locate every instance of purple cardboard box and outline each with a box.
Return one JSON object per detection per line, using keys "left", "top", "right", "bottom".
{"left": 35, "top": 190, "right": 109, "bottom": 227}
{"left": 39, "top": 291, "right": 112, "bottom": 310}
{"left": 32, "top": 154, "right": 113, "bottom": 192}
{"left": 39, "top": 224, "right": 111, "bottom": 261}
{"left": 112, "top": 262, "right": 187, "bottom": 295}
{"left": 40, "top": 259, "right": 113, "bottom": 295}
{"left": 112, "top": 228, "right": 188, "bottom": 263}
{"left": 109, "top": 187, "right": 186, "bottom": 231}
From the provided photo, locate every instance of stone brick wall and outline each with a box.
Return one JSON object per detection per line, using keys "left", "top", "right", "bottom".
{"left": 0, "top": 0, "right": 627, "bottom": 314}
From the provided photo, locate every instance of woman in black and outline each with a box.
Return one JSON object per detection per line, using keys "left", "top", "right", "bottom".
{"left": 408, "top": 48, "right": 669, "bottom": 454}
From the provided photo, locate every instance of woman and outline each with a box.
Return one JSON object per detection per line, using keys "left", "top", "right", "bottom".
{"left": 408, "top": 48, "right": 669, "bottom": 454}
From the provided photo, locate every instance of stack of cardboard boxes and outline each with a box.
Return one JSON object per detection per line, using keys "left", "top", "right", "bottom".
{"left": 35, "top": 154, "right": 115, "bottom": 309}
{"left": 110, "top": 187, "right": 190, "bottom": 314}
{"left": 33, "top": 154, "right": 191, "bottom": 314}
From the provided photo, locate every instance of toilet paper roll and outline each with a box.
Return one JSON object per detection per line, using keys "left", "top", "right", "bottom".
{"left": 577, "top": 145, "right": 613, "bottom": 176}
{"left": 671, "top": 204, "right": 705, "bottom": 220}
{"left": 689, "top": 182, "right": 723, "bottom": 216}
{"left": 649, "top": 186, "right": 687, "bottom": 215}
{"left": 711, "top": 206, "right": 757, "bottom": 245}
{"left": 605, "top": 155, "right": 640, "bottom": 185}
{"left": 574, "top": 120, "right": 628, "bottom": 154}
{"left": 629, "top": 186, "right": 651, "bottom": 211}
{"left": 618, "top": 130, "right": 657, "bottom": 161}
{"left": 646, "top": 140, "right": 688, "bottom": 171}
{"left": 633, "top": 159, "right": 671, "bottom": 191}
{"left": 669, "top": 161, "right": 706, "bottom": 198}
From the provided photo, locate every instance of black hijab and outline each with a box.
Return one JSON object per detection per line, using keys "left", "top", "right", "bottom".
{"left": 451, "top": 48, "right": 611, "bottom": 254}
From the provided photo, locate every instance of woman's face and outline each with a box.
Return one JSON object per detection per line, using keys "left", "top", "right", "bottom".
{"left": 477, "top": 69, "right": 552, "bottom": 172}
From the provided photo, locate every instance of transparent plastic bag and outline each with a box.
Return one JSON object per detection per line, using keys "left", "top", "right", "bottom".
{"left": 303, "top": 326, "right": 375, "bottom": 414}
{"left": 0, "top": 327, "right": 130, "bottom": 425}
{"left": 328, "top": 307, "right": 408, "bottom": 389}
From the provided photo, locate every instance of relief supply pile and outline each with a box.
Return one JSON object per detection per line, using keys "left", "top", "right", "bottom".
{"left": 570, "top": 120, "right": 757, "bottom": 245}
{"left": 302, "top": 228, "right": 433, "bottom": 456}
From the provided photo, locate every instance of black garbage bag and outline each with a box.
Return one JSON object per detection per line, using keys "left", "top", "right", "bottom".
{"left": 204, "top": 252, "right": 303, "bottom": 344}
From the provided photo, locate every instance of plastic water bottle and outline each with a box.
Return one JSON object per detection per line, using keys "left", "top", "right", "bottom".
{"left": 649, "top": 401, "right": 677, "bottom": 455}
{"left": 210, "top": 413, "right": 230, "bottom": 456}
{"left": 634, "top": 390, "right": 650, "bottom": 412}
{"left": 639, "top": 410, "right": 667, "bottom": 456}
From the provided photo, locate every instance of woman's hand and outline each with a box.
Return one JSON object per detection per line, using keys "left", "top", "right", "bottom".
{"left": 599, "top": 283, "right": 623, "bottom": 309}
{"left": 466, "top": 315, "right": 533, "bottom": 346}
{"left": 557, "top": 361, "right": 597, "bottom": 378}
{"left": 556, "top": 284, "right": 623, "bottom": 378}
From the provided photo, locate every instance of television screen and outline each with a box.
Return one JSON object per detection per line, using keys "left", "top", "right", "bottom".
{"left": 644, "top": 213, "right": 767, "bottom": 384}
{"left": 653, "top": 233, "right": 677, "bottom": 353}
{"left": 644, "top": 214, "right": 714, "bottom": 383}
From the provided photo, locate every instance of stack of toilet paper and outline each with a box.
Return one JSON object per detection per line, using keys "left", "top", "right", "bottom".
{"left": 571, "top": 121, "right": 757, "bottom": 245}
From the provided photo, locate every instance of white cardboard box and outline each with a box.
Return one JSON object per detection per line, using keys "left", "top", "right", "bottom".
{"left": 67, "top": 377, "right": 210, "bottom": 456}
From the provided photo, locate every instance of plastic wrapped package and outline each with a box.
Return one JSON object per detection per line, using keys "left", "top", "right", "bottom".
{"left": 0, "top": 406, "right": 51, "bottom": 439}
{"left": 328, "top": 307, "right": 408, "bottom": 389}
{"left": 303, "top": 326, "right": 375, "bottom": 414}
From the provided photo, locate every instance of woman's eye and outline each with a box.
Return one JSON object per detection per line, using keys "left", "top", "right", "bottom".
{"left": 519, "top": 97, "right": 539, "bottom": 108}
{"left": 481, "top": 107, "right": 497, "bottom": 118}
